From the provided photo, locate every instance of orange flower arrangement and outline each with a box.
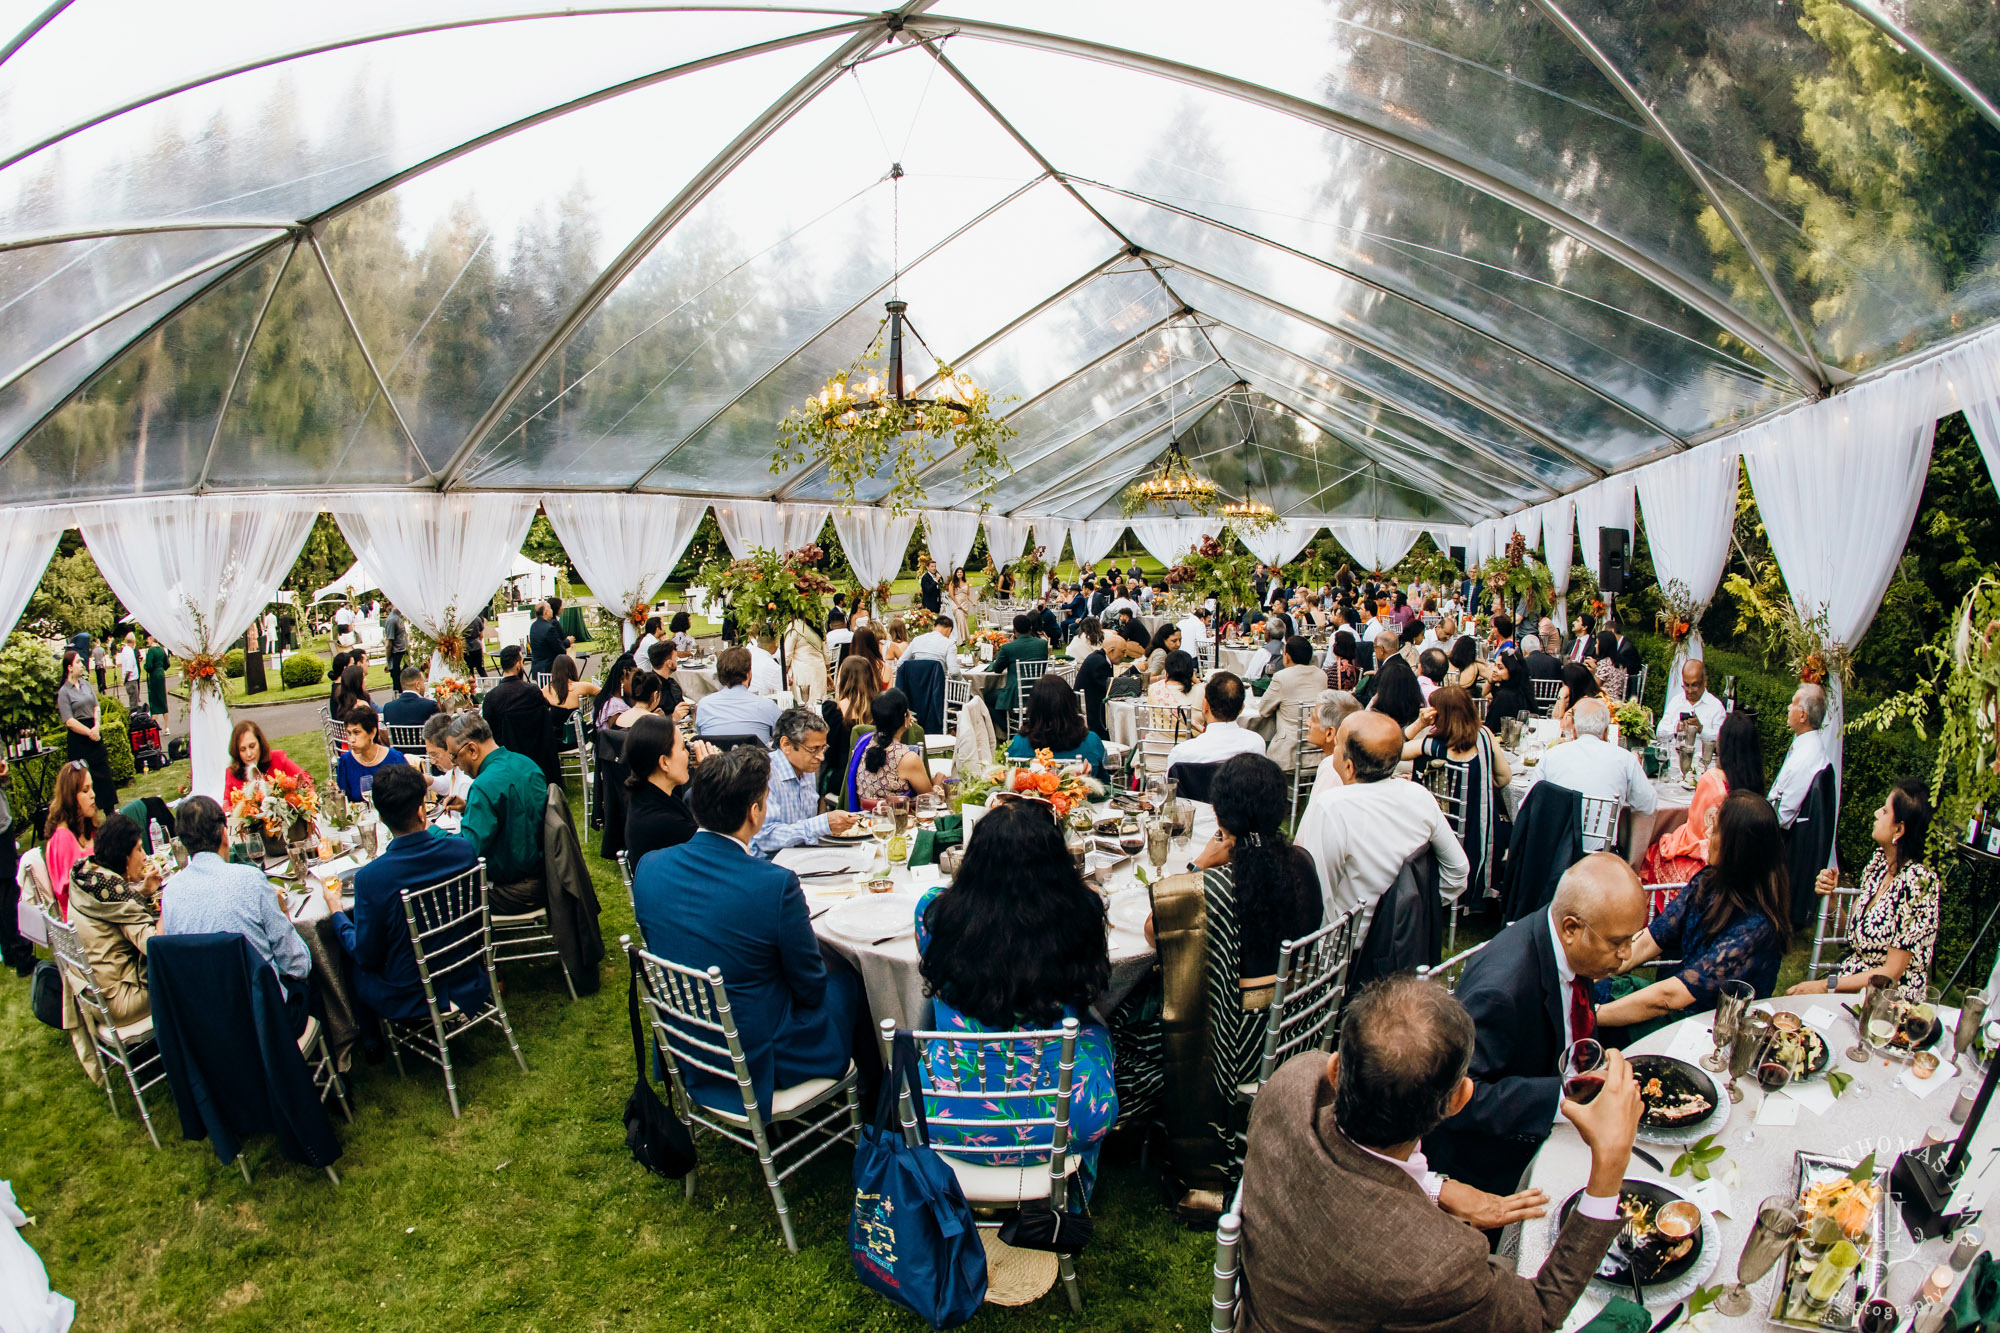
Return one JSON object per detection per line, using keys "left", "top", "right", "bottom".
{"left": 230, "top": 769, "right": 319, "bottom": 840}
{"left": 1006, "top": 747, "right": 1100, "bottom": 818}
{"left": 628, "top": 600, "right": 651, "bottom": 628}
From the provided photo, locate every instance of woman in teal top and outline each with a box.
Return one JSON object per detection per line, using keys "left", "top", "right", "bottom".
{"left": 1004, "top": 674, "right": 1108, "bottom": 781}
{"left": 915, "top": 798, "right": 1118, "bottom": 1196}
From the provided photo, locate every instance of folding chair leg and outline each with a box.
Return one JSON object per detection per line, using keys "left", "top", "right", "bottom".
{"left": 844, "top": 1079, "right": 863, "bottom": 1142}
{"left": 683, "top": 1168, "right": 696, "bottom": 1203}
{"left": 493, "top": 993, "right": 530, "bottom": 1073}
{"left": 757, "top": 1136, "right": 798, "bottom": 1253}
{"left": 1445, "top": 901, "right": 1459, "bottom": 957}
{"left": 382, "top": 1019, "right": 406, "bottom": 1079}
{"left": 238, "top": 1156, "right": 253, "bottom": 1184}
{"left": 559, "top": 960, "right": 578, "bottom": 1003}
{"left": 325, "top": 1165, "right": 341, "bottom": 1187}
{"left": 1058, "top": 1253, "right": 1083, "bottom": 1311}
{"left": 125, "top": 1065, "right": 162, "bottom": 1149}
{"left": 434, "top": 1016, "right": 464, "bottom": 1120}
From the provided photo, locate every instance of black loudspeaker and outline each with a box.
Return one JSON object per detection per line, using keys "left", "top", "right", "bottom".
{"left": 1598, "top": 528, "right": 1629, "bottom": 594}
{"left": 1449, "top": 545, "right": 1466, "bottom": 571}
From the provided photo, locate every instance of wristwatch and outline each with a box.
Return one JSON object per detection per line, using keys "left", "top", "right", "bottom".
{"left": 1827, "top": 975, "right": 1839, "bottom": 993}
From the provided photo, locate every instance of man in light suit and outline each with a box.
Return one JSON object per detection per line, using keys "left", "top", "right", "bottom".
{"left": 1235, "top": 971, "right": 1641, "bottom": 1333}
{"left": 631, "top": 746, "right": 860, "bottom": 1118}
{"left": 1253, "top": 635, "right": 1329, "bottom": 770}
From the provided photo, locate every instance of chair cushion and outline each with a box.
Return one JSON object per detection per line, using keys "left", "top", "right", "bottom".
{"left": 112, "top": 1015, "right": 155, "bottom": 1044}
{"left": 1235, "top": 1080, "right": 1261, "bottom": 1100}
{"left": 296, "top": 1015, "right": 320, "bottom": 1054}
{"left": 943, "top": 1152, "right": 1078, "bottom": 1204}
{"left": 703, "top": 1066, "right": 851, "bottom": 1123}
{"left": 491, "top": 909, "right": 550, "bottom": 925}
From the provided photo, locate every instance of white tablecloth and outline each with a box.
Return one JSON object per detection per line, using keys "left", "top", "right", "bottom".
{"left": 677, "top": 665, "right": 720, "bottom": 703}
{"left": 1217, "top": 645, "right": 1260, "bottom": 678}
{"left": 803, "top": 800, "right": 1215, "bottom": 1030}
{"left": 1499, "top": 718, "right": 1693, "bottom": 823}
{"left": 1516, "top": 996, "right": 1987, "bottom": 1329}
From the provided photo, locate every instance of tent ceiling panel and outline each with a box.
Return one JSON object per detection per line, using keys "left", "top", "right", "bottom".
{"left": 456, "top": 44, "right": 1046, "bottom": 489}
{"left": 0, "top": 243, "right": 288, "bottom": 500}
{"left": 0, "top": 11, "right": 849, "bottom": 237}
{"left": 1843, "top": 0, "right": 2000, "bottom": 117}
{"left": 977, "top": 377, "right": 1240, "bottom": 517}
{"left": 1553, "top": 0, "right": 2000, "bottom": 377}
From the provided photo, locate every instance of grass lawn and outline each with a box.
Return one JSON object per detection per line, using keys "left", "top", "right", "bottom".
{"left": 1, "top": 731, "right": 1215, "bottom": 1331}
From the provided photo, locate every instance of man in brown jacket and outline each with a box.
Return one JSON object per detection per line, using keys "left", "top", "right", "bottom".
{"left": 1236, "top": 972, "right": 1641, "bottom": 1333}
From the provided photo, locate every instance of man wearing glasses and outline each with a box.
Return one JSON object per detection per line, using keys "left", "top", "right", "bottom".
{"left": 1422, "top": 854, "right": 1649, "bottom": 1212}
{"left": 749, "top": 708, "right": 860, "bottom": 860}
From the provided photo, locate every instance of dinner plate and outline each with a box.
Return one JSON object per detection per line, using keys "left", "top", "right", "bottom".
{"left": 1107, "top": 896, "right": 1151, "bottom": 934}
{"left": 1629, "top": 1055, "right": 1726, "bottom": 1145}
{"left": 1558, "top": 1179, "right": 1705, "bottom": 1286}
{"left": 820, "top": 893, "right": 920, "bottom": 944}
{"left": 819, "top": 829, "right": 874, "bottom": 845}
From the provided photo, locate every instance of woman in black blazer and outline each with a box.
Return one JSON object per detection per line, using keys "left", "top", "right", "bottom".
{"left": 623, "top": 714, "right": 698, "bottom": 871}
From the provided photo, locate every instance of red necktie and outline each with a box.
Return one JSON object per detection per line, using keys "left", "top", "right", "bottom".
{"left": 1570, "top": 979, "right": 1597, "bottom": 1042}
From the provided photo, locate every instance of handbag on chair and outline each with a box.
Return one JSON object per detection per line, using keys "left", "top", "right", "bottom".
{"left": 621, "top": 946, "right": 696, "bottom": 1180}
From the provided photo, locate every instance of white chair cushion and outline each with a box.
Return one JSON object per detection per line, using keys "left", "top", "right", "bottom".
{"left": 113, "top": 1015, "right": 154, "bottom": 1044}
{"left": 491, "top": 910, "right": 550, "bottom": 925}
{"left": 703, "top": 1066, "right": 851, "bottom": 1123}
{"left": 943, "top": 1153, "right": 1078, "bottom": 1204}
{"left": 1235, "top": 1079, "right": 1261, "bottom": 1100}
{"left": 297, "top": 1015, "right": 320, "bottom": 1053}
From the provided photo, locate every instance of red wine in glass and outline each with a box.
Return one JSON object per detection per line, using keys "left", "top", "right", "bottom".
{"left": 1564, "top": 1072, "right": 1606, "bottom": 1103}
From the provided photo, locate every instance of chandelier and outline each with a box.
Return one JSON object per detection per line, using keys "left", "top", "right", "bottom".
{"left": 1221, "top": 497, "right": 1275, "bottom": 523}
{"left": 1133, "top": 441, "right": 1218, "bottom": 507}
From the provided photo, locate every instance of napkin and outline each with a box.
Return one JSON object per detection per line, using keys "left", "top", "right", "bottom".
{"left": 1802, "top": 1005, "right": 1840, "bottom": 1032}
{"left": 1664, "top": 1019, "right": 1717, "bottom": 1066}
{"left": 774, "top": 845, "right": 869, "bottom": 875}
{"left": 1783, "top": 1080, "right": 1837, "bottom": 1117}
{"left": 1754, "top": 1096, "right": 1798, "bottom": 1127}
{"left": 1899, "top": 1059, "right": 1957, "bottom": 1098}
{"left": 1574, "top": 1297, "right": 1649, "bottom": 1333}
{"left": 1689, "top": 1176, "right": 1734, "bottom": 1218}
{"left": 909, "top": 829, "right": 936, "bottom": 868}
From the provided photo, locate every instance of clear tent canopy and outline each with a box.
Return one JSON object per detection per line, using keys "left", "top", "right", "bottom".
{"left": 2, "top": 0, "right": 1998, "bottom": 525}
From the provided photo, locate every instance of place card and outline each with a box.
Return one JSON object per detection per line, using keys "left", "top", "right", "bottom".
{"left": 1802, "top": 1005, "right": 1840, "bottom": 1032}
{"left": 1664, "top": 1019, "right": 1716, "bottom": 1066}
{"left": 1900, "top": 1059, "right": 1958, "bottom": 1099}
{"left": 1754, "top": 1096, "right": 1799, "bottom": 1127}
{"left": 1689, "top": 1176, "right": 1734, "bottom": 1218}
{"left": 1783, "top": 1080, "right": 1837, "bottom": 1117}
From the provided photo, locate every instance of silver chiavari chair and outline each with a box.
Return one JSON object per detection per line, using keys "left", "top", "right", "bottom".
{"left": 1239, "top": 910, "right": 1360, "bottom": 1103}
{"left": 616, "top": 850, "right": 635, "bottom": 922}
{"left": 1417, "top": 939, "right": 1491, "bottom": 990}
{"left": 635, "top": 940, "right": 861, "bottom": 1253}
{"left": 1211, "top": 1184, "right": 1247, "bottom": 1332}
{"left": 1578, "top": 794, "right": 1624, "bottom": 855}
{"left": 384, "top": 722, "right": 428, "bottom": 757}
{"left": 1137, "top": 703, "right": 1195, "bottom": 788}
{"left": 943, "top": 675, "right": 972, "bottom": 736}
{"left": 45, "top": 915, "right": 169, "bottom": 1147}
{"left": 1420, "top": 759, "right": 1472, "bottom": 955}
{"left": 1809, "top": 883, "right": 1863, "bottom": 980}
{"left": 1010, "top": 658, "right": 1052, "bottom": 736}
{"left": 1531, "top": 677, "right": 1564, "bottom": 717}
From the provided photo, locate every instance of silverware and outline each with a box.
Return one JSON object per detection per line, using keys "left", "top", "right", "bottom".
{"left": 869, "top": 934, "right": 903, "bottom": 946}
{"left": 1615, "top": 1230, "right": 1646, "bottom": 1309}
{"left": 1648, "top": 1302, "right": 1683, "bottom": 1332}
{"left": 1631, "top": 1146, "right": 1665, "bottom": 1172}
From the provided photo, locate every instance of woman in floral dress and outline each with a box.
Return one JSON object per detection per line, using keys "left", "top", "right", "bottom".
{"left": 914, "top": 798, "right": 1118, "bottom": 1195}
{"left": 1786, "top": 778, "right": 1940, "bottom": 1003}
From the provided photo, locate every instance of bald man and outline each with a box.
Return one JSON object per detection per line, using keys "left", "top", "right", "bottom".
{"left": 1657, "top": 658, "right": 1726, "bottom": 742}
{"left": 1301, "top": 710, "right": 1469, "bottom": 947}
{"left": 1425, "top": 855, "right": 1650, "bottom": 1202}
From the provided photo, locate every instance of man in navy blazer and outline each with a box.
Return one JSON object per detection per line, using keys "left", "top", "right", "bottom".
{"left": 633, "top": 745, "right": 860, "bottom": 1118}
{"left": 322, "top": 762, "right": 485, "bottom": 1024}
{"left": 1423, "top": 856, "right": 1647, "bottom": 1201}
{"left": 380, "top": 668, "right": 441, "bottom": 729}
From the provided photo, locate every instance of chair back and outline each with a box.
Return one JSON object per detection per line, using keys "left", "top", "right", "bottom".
{"left": 617, "top": 851, "right": 635, "bottom": 921}
{"left": 1809, "top": 884, "right": 1862, "bottom": 980}
{"left": 894, "top": 656, "right": 946, "bottom": 735}
{"left": 45, "top": 914, "right": 116, "bottom": 1037}
{"left": 1138, "top": 703, "right": 1196, "bottom": 783}
{"left": 318, "top": 705, "right": 345, "bottom": 775}
{"left": 1531, "top": 677, "right": 1563, "bottom": 715}
{"left": 943, "top": 676, "right": 972, "bottom": 735}
{"left": 1630, "top": 663, "right": 1649, "bottom": 704}
{"left": 385, "top": 723, "right": 427, "bottom": 756}
{"left": 1166, "top": 760, "right": 1221, "bottom": 804}
{"left": 1421, "top": 758, "right": 1469, "bottom": 838}
{"left": 398, "top": 860, "right": 497, "bottom": 1016}
{"left": 634, "top": 946, "right": 760, "bottom": 1126}
{"left": 1578, "top": 794, "right": 1622, "bottom": 853}
{"left": 474, "top": 675, "right": 506, "bottom": 696}
{"left": 1417, "top": 939, "right": 1490, "bottom": 990}
{"left": 1211, "top": 1210, "right": 1243, "bottom": 1333}
{"left": 1250, "top": 909, "right": 1360, "bottom": 1090}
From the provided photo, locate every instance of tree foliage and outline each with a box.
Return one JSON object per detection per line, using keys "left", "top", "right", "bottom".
{"left": 25, "top": 535, "right": 121, "bottom": 640}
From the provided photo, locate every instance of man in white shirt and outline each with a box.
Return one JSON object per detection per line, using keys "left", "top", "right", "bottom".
{"left": 1767, "top": 683, "right": 1831, "bottom": 828}
{"left": 1534, "top": 699, "right": 1658, "bottom": 865}
{"left": 824, "top": 611, "right": 853, "bottom": 658}
{"left": 1361, "top": 606, "right": 1393, "bottom": 643}
{"left": 748, "top": 633, "right": 784, "bottom": 697}
{"left": 1176, "top": 607, "right": 1209, "bottom": 654}
{"left": 1656, "top": 659, "right": 1728, "bottom": 742}
{"left": 1299, "top": 690, "right": 1361, "bottom": 826}
{"left": 334, "top": 603, "right": 355, "bottom": 632}
{"left": 632, "top": 615, "right": 660, "bottom": 670}
{"left": 1164, "top": 673, "right": 1268, "bottom": 770}
{"left": 1103, "top": 591, "right": 1140, "bottom": 623}
{"left": 903, "top": 615, "right": 957, "bottom": 671}
{"left": 1301, "top": 710, "right": 1469, "bottom": 940}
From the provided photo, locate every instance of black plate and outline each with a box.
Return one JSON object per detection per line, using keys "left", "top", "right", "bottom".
{"left": 1767, "top": 1023, "right": 1833, "bottom": 1079}
{"left": 1629, "top": 1055, "right": 1721, "bottom": 1129}
{"left": 1842, "top": 1001, "right": 1945, "bottom": 1053}
{"left": 1558, "top": 1180, "right": 1704, "bottom": 1286}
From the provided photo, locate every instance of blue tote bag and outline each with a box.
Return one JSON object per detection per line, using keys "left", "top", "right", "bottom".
{"left": 850, "top": 1031, "right": 987, "bottom": 1328}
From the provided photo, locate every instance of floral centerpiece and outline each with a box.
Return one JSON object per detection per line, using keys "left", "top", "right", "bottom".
{"left": 1613, "top": 700, "right": 1655, "bottom": 747}
{"left": 1014, "top": 543, "right": 1049, "bottom": 596}
{"left": 434, "top": 676, "right": 474, "bottom": 713}
{"left": 1166, "top": 532, "right": 1259, "bottom": 617}
{"left": 903, "top": 606, "right": 937, "bottom": 634}
{"left": 695, "top": 542, "right": 837, "bottom": 641}
{"left": 976, "top": 628, "right": 1011, "bottom": 649}
{"left": 229, "top": 768, "right": 318, "bottom": 844}
{"left": 1003, "top": 748, "right": 1103, "bottom": 819}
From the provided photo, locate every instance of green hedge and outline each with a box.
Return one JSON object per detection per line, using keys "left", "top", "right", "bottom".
{"left": 223, "top": 648, "right": 246, "bottom": 679}
{"left": 281, "top": 652, "right": 327, "bottom": 688}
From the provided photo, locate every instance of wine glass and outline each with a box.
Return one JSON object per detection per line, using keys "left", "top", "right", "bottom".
{"left": 1850, "top": 976, "right": 1890, "bottom": 1062}
{"left": 1560, "top": 1038, "right": 1607, "bottom": 1104}
{"left": 913, "top": 794, "right": 940, "bottom": 831}
{"left": 1118, "top": 816, "right": 1145, "bottom": 857}
{"left": 888, "top": 794, "right": 911, "bottom": 841}
{"left": 1902, "top": 985, "right": 1942, "bottom": 1051}
{"left": 1707, "top": 979, "right": 1754, "bottom": 1072}
{"left": 1713, "top": 1196, "right": 1804, "bottom": 1317}
{"left": 1727, "top": 1014, "right": 1770, "bottom": 1106}
{"left": 1145, "top": 818, "right": 1170, "bottom": 875}
{"left": 1065, "top": 823, "right": 1089, "bottom": 878}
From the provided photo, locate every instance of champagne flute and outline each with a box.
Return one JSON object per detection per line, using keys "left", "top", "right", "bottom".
{"left": 1560, "top": 1038, "right": 1607, "bottom": 1104}
{"left": 1708, "top": 978, "right": 1754, "bottom": 1072}
{"left": 1850, "top": 976, "right": 1890, "bottom": 1062}
{"left": 1145, "top": 818, "right": 1170, "bottom": 875}
{"left": 1955, "top": 989, "right": 1989, "bottom": 1066}
{"left": 1713, "top": 1196, "right": 1804, "bottom": 1317}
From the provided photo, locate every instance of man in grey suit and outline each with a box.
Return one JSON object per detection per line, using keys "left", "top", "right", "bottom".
{"left": 1235, "top": 972, "right": 1641, "bottom": 1333}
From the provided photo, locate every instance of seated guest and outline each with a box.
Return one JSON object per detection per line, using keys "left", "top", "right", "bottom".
{"left": 824, "top": 610, "right": 852, "bottom": 658}
{"left": 849, "top": 688, "right": 935, "bottom": 808}
{"left": 1569, "top": 611, "right": 1597, "bottom": 662}
{"left": 1656, "top": 658, "right": 1727, "bottom": 743}
{"left": 1322, "top": 629, "right": 1361, "bottom": 692}
{"left": 749, "top": 707, "right": 860, "bottom": 857}
{"left": 1073, "top": 626, "right": 1124, "bottom": 738}
{"left": 327, "top": 649, "right": 353, "bottom": 718}
{"left": 1588, "top": 631, "right": 1628, "bottom": 703}
{"left": 1302, "top": 711, "right": 1469, "bottom": 943}
{"left": 645, "top": 640, "right": 690, "bottom": 720}
{"left": 1235, "top": 973, "right": 1639, "bottom": 1333}
{"left": 1067, "top": 615, "right": 1103, "bottom": 663}
{"left": 847, "top": 626, "right": 892, "bottom": 691}
{"left": 1299, "top": 691, "right": 1362, "bottom": 825}
{"left": 322, "top": 764, "right": 485, "bottom": 1024}
{"left": 1368, "top": 653, "right": 1424, "bottom": 730}
{"left": 1768, "top": 683, "right": 1831, "bottom": 830}
{"left": 902, "top": 613, "right": 956, "bottom": 668}
{"left": 916, "top": 798, "right": 1118, "bottom": 1191}
{"left": 1536, "top": 699, "right": 1658, "bottom": 866}
{"left": 1643, "top": 709, "right": 1761, "bottom": 884}
{"left": 1426, "top": 855, "right": 1649, "bottom": 1200}
{"left": 1402, "top": 685, "right": 1512, "bottom": 893}
{"left": 542, "top": 651, "right": 599, "bottom": 722}
{"left": 1448, "top": 634, "right": 1493, "bottom": 698}
{"left": 1258, "top": 636, "right": 1330, "bottom": 770}
{"left": 695, "top": 646, "right": 782, "bottom": 746}
{"left": 381, "top": 668, "right": 440, "bottom": 728}
{"left": 633, "top": 747, "right": 861, "bottom": 1117}
{"left": 1552, "top": 659, "right": 1603, "bottom": 729}
{"left": 1786, "top": 778, "right": 1939, "bottom": 1003}
{"left": 336, "top": 703, "right": 414, "bottom": 803}
{"left": 1148, "top": 647, "right": 1203, "bottom": 713}
{"left": 1522, "top": 634, "right": 1562, "bottom": 690}
{"left": 330, "top": 657, "right": 368, "bottom": 721}
{"left": 622, "top": 713, "right": 705, "bottom": 870}
{"left": 748, "top": 632, "right": 784, "bottom": 696}
{"left": 1416, "top": 647, "right": 1448, "bottom": 702}
{"left": 596, "top": 654, "right": 637, "bottom": 729}
{"left": 1597, "top": 790, "right": 1790, "bottom": 1033}
{"left": 159, "top": 796, "right": 311, "bottom": 1035}
{"left": 1165, "top": 672, "right": 1267, "bottom": 769}
{"left": 1114, "top": 755, "right": 1322, "bottom": 1205}
{"left": 223, "top": 719, "right": 311, "bottom": 803}
{"left": 1486, "top": 648, "right": 1532, "bottom": 721}
{"left": 1244, "top": 626, "right": 1285, "bottom": 682}
{"left": 669, "top": 610, "right": 698, "bottom": 657}
{"left": 43, "top": 759, "right": 102, "bottom": 918}
{"left": 1006, "top": 675, "right": 1110, "bottom": 781}
{"left": 481, "top": 644, "right": 558, "bottom": 782}
{"left": 633, "top": 615, "right": 661, "bottom": 668}
{"left": 422, "top": 712, "right": 471, "bottom": 809}
{"left": 1144, "top": 623, "right": 1184, "bottom": 682}
{"left": 989, "top": 613, "right": 1050, "bottom": 716}
{"left": 445, "top": 712, "right": 548, "bottom": 914}
{"left": 66, "top": 812, "right": 160, "bottom": 1027}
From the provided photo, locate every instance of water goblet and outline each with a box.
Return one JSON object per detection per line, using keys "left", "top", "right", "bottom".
{"left": 1727, "top": 1014, "right": 1770, "bottom": 1107}
{"left": 1145, "top": 818, "right": 1170, "bottom": 875}
{"left": 1850, "top": 977, "right": 1890, "bottom": 1063}
{"left": 1713, "top": 1196, "right": 1804, "bottom": 1317}
{"left": 1707, "top": 979, "right": 1754, "bottom": 1073}
{"left": 1955, "top": 989, "right": 1989, "bottom": 1065}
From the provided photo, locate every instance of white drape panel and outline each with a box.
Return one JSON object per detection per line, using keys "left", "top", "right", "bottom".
{"left": 1236, "top": 519, "right": 1320, "bottom": 567}
{"left": 1427, "top": 526, "right": 1468, "bottom": 562}
{"left": 79, "top": 497, "right": 319, "bottom": 802}
{"left": 920, "top": 509, "right": 981, "bottom": 578}
{"left": 831, "top": 509, "right": 919, "bottom": 588}
{"left": 1939, "top": 325, "right": 2000, "bottom": 493}
{"left": 0, "top": 506, "right": 67, "bottom": 641}
{"left": 713, "top": 500, "right": 829, "bottom": 559}
{"left": 1635, "top": 444, "right": 1741, "bottom": 713}
{"left": 332, "top": 494, "right": 539, "bottom": 643}
{"left": 982, "top": 514, "right": 1033, "bottom": 568}
{"left": 1026, "top": 517, "right": 1072, "bottom": 566}
{"left": 1130, "top": 518, "right": 1211, "bottom": 568}
{"left": 1067, "top": 520, "right": 1127, "bottom": 569}
{"left": 1538, "top": 497, "right": 1576, "bottom": 623}
{"left": 542, "top": 494, "right": 706, "bottom": 650}
{"left": 1743, "top": 374, "right": 1938, "bottom": 781}
{"left": 1574, "top": 477, "right": 1636, "bottom": 590}
{"left": 1330, "top": 521, "right": 1420, "bottom": 573}
{"left": 1509, "top": 507, "right": 1543, "bottom": 554}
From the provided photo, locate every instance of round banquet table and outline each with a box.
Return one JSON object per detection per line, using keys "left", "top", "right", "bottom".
{"left": 1499, "top": 717, "right": 1693, "bottom": 822}
{"left": 1216, "top": 644, "right": 1261, "bottom": 678}
{"left": 676, "top": 662, "right": 720, "bottom": 703}
{"left": 1514, "top": 994, "right": 1988, "bottom": 1330}
{"left": 796, "top": 799, "right": 1217, "bottom": 1031}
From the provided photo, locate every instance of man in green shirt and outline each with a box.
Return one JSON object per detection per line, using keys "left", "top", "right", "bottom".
{"left": 988, "top": 613, "right": 1050, "bottom": 718}
{"left": 445, "top": 711, "right": 549, "bottom": 912}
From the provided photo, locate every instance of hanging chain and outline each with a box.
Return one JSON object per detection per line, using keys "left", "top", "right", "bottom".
{"left": 890, "top": 162, "right": 903, "bottom": 301}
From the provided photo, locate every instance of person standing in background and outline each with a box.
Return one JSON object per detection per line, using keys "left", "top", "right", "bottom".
{"left": 143, "top": 633, "right": 170, "bottom": 726}
{"left": 116, "top": 632, "right": 141, "bottom": 710}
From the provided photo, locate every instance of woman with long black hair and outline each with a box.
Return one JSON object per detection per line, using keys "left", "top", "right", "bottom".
{"left": 1367, "top": 653, "right": 1424, "bottom": 730}
{"left": 847, "top": 688, "right": 933, "bottom": 808}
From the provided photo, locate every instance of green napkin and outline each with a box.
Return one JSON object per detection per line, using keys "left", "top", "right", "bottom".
{"left": 909, "top": 829, "right": 936, "bottom": 868}
{"left": 1575, "top": 1298, "right": 1649, "bottom": 1333}
{"left": 935, "top": 813, "right": 962, "bottom": 837}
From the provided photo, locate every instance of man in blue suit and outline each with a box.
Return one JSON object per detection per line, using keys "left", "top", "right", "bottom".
{"left": 633, "top": 745, "right": 861, "bottom": 1118}
{"left": 321, "top": 762, "right": 485, "bottom": 1025}
{"left": 380, "top": 667, "right": 440, "bottom": 729}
